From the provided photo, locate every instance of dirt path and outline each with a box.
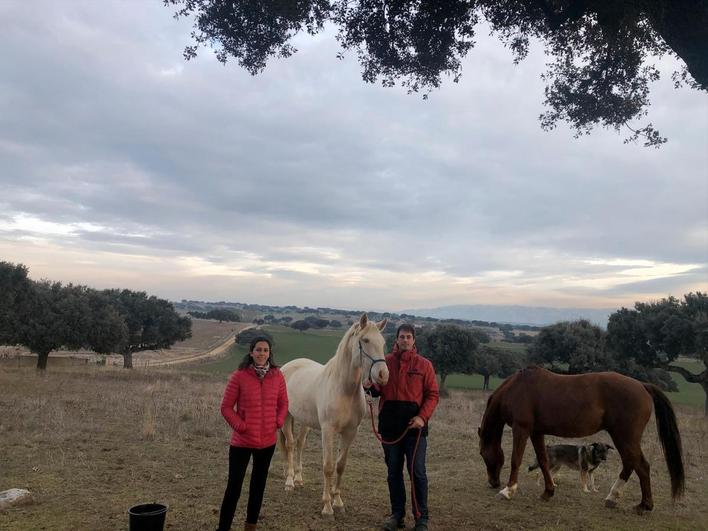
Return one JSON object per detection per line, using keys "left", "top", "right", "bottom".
{"left": 147, "top": 324, "right": 256, "bottom": 367}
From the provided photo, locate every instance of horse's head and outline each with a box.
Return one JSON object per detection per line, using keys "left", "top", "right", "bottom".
{"left": 354, "top": 313, "right": 389, "bottom": 386}
{"left": 478, "top": 425, "right": 503, "bottom": 489}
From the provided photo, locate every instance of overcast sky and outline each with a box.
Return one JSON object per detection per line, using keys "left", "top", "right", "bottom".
{"left": 1, "top": 1, "right": 706, "bottom": 312}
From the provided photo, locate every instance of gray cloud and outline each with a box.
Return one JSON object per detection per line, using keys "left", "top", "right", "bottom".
{"left": 0, "top": 1, "right": 706, "bottom": 310}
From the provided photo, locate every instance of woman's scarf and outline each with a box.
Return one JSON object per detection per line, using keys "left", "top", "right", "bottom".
{"left": 253, "top": 361, "right": 270, "bottom": 380}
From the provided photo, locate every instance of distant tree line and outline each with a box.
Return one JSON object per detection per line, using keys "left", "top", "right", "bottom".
{"left": 0, "top": 261, "right": 191, "bottom": 370}
{"left": 175, "top": 300, "right": 541, "bottom": 336}
{"left": 188, "top": 308, "right": 241, "bottom": 322}
{"left": 290, "top": 315, "right": 343, "bottom": 332}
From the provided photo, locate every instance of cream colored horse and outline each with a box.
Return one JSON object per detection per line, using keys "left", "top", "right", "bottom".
{"left": 278, "top": 314, "right": 389, "bottom": 515}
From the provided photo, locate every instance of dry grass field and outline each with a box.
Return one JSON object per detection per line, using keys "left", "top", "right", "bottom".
{"left": 0, "top": 319, "right": 248, "bottom": 368}
{"left": 1, "top": 365, "right": 707, "bottom": 531}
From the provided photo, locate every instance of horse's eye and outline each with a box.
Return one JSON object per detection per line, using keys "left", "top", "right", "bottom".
{"left": 362, "top": 338, "right": 369, "bottom": 343}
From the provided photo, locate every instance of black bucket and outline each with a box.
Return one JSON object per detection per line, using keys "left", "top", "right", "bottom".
{"left": 128, "top": 503, "right": 168, "bottom": 531}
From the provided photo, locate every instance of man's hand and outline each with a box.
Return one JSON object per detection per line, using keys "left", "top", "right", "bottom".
{"left": 408, "top": 415, "right": 424, "bottom": 429}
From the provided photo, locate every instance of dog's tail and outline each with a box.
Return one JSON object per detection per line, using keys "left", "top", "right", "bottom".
{"left": 643, "top": 383, "right": 685, "bottom": 500}
{"left": 527, "top": 462, "right": 539, "bottom": 472}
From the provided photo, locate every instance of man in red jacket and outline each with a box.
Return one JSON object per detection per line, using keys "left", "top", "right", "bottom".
{"left": 366, "top": 324, "right": 440, "bottom": 531}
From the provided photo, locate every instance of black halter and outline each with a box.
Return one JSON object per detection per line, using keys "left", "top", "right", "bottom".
{"left": 359, "top": 340, "right": 386, "bottom": 384}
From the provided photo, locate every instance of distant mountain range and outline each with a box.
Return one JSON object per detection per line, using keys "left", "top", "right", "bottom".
{"left": 401, "top": 304, "right": 615, "bottom": 327}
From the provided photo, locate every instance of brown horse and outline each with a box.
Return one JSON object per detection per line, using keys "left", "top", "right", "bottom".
{"left": 478, "top": 367, "right": 684, "bottom": 513}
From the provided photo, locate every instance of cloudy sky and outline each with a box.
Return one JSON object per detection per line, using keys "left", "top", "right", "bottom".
{"left": 1, "top": 1, "right": 706, "bottom": 312}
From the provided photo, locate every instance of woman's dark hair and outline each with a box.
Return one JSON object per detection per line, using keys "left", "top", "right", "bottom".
{"left": 238, "top": 336, "right": 278, "bottom": 369}
{"left": 396, "top": 323, "right": 416, "bottom": 338}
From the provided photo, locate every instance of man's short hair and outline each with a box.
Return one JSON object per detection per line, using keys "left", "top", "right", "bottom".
{"left": 396, "top": 323, "right": 415, "bottom": 338}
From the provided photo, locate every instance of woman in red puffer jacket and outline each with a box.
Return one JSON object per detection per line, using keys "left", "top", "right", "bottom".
{"left": 216, "top": 336, "right": 288, "bottom": 531}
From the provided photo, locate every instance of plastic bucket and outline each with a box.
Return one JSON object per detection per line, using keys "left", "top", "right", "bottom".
{"left": 128, "top": 503, "right": 168, "bottom": 531}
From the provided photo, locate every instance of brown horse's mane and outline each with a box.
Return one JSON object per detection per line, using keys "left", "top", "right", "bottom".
{"left": 480, "top": 370, "right": 521, "bottom": 439}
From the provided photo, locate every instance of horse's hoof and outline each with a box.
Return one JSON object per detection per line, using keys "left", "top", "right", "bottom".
{"left": 605, "top": 499, "right": 618, "bottom": 509}
{"left": 496, "top": 492, "right": 511, "bottom": 501}
{"left": 540, "top": 490, "right": 554, "bottom": 501}
{"left": 333, "top": 505, "right": 345, "bottom": 513}
{"left": 321, "top": 508, "right": 334, "bottom": 517}
{"left": 294, "top": 480, "right": 304, "bottom": 487}
{"left": 634, "top": 503, "right": 653, "bottom": 515}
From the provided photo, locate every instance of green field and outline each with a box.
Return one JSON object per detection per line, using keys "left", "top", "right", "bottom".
{"left": 201, "top": 328, "right": 706, "bottom": 410}
{"left": 200, "top": 325, "right": 346, "bottom": 374}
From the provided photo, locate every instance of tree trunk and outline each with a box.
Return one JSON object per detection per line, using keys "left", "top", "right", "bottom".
{"left": 123, "top": 351, "right": 133, "bottom": 369}
{"left": 643, "top": 0, "right": 708, "bottom": 90}
{"left": 36, "top": 351, "right": 49, "bottom": 370}
{"left": 439, "top": 374, "right": 449, "bottom": 398}
{"left": 664, "top": 362, "right": 707, "bottom": 416}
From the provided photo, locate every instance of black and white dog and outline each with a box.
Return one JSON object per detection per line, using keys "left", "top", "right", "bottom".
{"left": 528, "top": 442, "right": 614, "bottom": 492}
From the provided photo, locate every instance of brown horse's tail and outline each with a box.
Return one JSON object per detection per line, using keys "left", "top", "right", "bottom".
{"left": 643, "top": 383, "right": 685, "bottom": 499}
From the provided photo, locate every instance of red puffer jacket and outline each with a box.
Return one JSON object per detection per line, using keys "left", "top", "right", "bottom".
{"left": 220, "top": 366, "right": 288, "bottom": 449}
{"left": 370, "top": 345, "right": 439, "bottom": 438}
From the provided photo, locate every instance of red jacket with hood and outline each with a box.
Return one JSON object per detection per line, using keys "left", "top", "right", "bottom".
{"left": 220, "top": 366, "right": 288, "bottom": 449}
{"left": 371, "top": 345, "right": 439, "bottom": 438}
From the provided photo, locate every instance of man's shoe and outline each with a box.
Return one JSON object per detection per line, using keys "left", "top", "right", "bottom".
{"left": 414, "top": 520, "right": 429, "bottom": 531}
{"left": 382, "top": 516, "right": 405, "bottom": 531}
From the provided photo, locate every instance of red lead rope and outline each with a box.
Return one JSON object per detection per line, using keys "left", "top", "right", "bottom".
{"left": 366, "top": 398, "right": 422, "bottom": 521}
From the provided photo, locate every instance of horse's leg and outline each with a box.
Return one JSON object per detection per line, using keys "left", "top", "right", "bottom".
{"left": 530, "top": 432, "right": 554, "bottom": 500}
{"left": 497, "top": 425, "right": 529, "bottom": 500}
{"left": 320, "top": 426, "right": 336, "bottom": 516}
{"left": 604, "top": 439, "right": 636, "bottom": 509}
{"left": 331, "top": 427, "right": 357, "bottom": 512}
{"left": 294, "top": 425, "right": 309, "bottom": 486}
{"left": 634, "top": 451, "right": 653, "bottom": 514}
{"left": 282, "top": 414, "right": 296, "bottom": 491}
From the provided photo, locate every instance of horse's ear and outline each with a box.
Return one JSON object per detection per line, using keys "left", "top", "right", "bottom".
{"left": 376, "top": 318, "right": 387, "bottom": 331}
{"left": 359, "top": 313, "right": 368, "bottom": 329}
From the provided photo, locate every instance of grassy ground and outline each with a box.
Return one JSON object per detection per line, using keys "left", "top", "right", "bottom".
{"left": 1, "top": 365, "right": 706, "bottom": 530}
{"left": 199, "top": 325, "right": 345, "bottom": 374}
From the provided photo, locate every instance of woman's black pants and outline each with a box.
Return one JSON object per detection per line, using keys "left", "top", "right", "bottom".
{"left": 217, "top": 444, "right": 276, "bottom": 530}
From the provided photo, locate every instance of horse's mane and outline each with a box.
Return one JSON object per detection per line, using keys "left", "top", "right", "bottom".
{"left": 480, "top": 371, "right": 519, "bottom": 439}
{"left": 324, "top": 320, "right": 367, "bottom": 371}
{"left": 485, "top": 370, "right": 517, "bottom": 409}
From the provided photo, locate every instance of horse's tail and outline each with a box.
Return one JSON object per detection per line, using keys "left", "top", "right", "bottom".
{"left": 643, "top": 383, "right": 685, "bottom": 499}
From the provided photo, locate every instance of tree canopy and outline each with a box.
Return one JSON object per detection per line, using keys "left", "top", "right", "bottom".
{"left": 166, "top": 0, "right": 707, "bottom": 147}
{"left": 0, "top": 261, "right": 32, "bottom": 346}
{"left": 607, "top": 293, "right": 708, "bottom": 414}
{"left": 529, "top": 317, "right": 676, "bottom": 391}
{"left": 104, "top": 289, "right": 192, "bottom": 368}
{"left": 529, "top": 319, "right": 610, "bottom": 374}
{"left": 1, "top": 261, "right": 192, "bottom": 370}
{"left": 235, "top": 327, "right": 274, "bottom": 346}
{"left": 422, "top": 324, "right": 479, "bottom": 396}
